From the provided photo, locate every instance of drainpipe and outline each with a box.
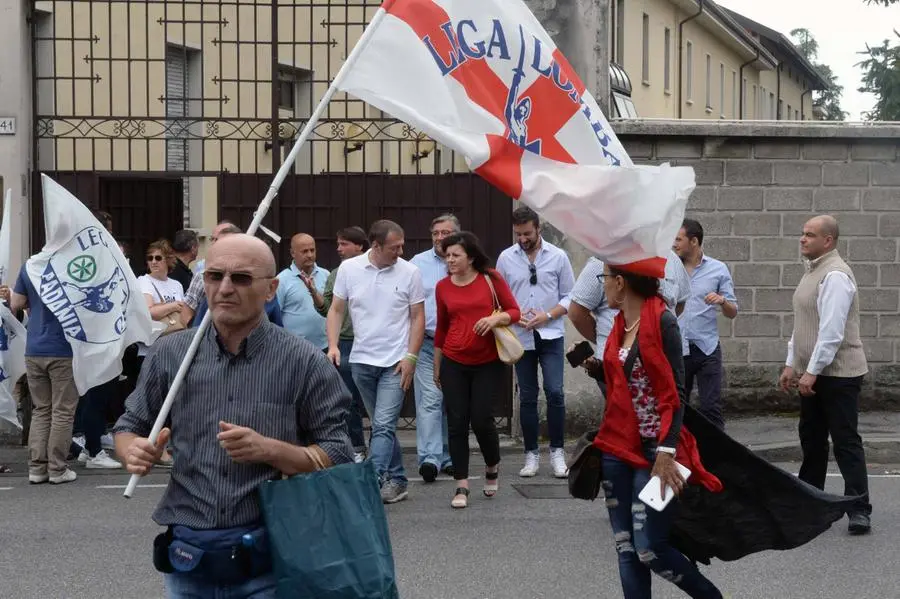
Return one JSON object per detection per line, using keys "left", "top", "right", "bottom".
{"left": 776, "top": 61, "right": 783, "bottom": 120}
{"left": 738, "top": 48, "right": 759, "bottom": 120}
{"left": 800, "top": 88, "right": 812, "bottom": 120}
{"left": 677, "top": 0, "right": 704, "bottom": 118}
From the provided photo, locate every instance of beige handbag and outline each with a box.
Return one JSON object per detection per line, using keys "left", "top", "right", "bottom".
{"left": 149, "top": 280, "right": 186, "bottom": 336}
{"left": 483, "top": 274, "right": 525, "bottom": 365}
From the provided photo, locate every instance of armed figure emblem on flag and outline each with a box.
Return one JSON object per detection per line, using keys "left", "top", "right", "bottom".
{"left": 505, "top": 25, "right": 540, "bottom": 155}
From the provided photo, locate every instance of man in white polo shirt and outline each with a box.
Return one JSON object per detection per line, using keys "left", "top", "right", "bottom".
{"left": 327, "top": 220, "right": 426, "bottom": 504}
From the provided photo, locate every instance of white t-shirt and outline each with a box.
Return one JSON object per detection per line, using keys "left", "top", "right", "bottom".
{"left": 333, "top": 251, "right": 425, "bottom": 368}
{"left": 138, "top": 275, "right": 185, "bottom": 356}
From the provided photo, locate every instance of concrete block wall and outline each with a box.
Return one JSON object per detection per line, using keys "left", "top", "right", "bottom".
{"left": 606, "top": 121, "right": 900, "bottom": 413}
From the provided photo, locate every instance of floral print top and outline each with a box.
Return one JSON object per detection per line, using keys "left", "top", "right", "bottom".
{"left": 618, "top": 346, "right": 661, "bottom": 439}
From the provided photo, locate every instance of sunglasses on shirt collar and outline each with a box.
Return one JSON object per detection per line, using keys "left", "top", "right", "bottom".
{"left": 528, "top": 263, "right": 537, "bottom": 285}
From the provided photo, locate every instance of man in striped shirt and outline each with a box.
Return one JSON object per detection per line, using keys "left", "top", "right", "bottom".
{"left": 114, "top": 234, "right": 353, "bottom": 598}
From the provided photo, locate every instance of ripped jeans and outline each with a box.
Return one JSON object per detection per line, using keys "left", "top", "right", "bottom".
{"left": 601, "top": 453, "right": 722, "bottom": 599}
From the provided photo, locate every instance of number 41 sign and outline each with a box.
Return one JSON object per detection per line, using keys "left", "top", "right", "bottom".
{"left": 0, "top": 118, "right": 16, "bottom": 135}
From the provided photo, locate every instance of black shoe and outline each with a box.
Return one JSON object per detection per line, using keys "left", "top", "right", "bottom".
{"left": 441, "top": 464, "right": 455, "bottom": 478}
{"left": 848, "top": 513, "right": 871, "bottom": 535}
{"left": 419, "top": 463, "right": 438, "bottom": 483}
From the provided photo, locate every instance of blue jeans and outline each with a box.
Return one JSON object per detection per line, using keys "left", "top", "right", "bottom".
{"left": 514, "top": 333, "right": 565, "bottom": 451}
{"left": 601, "top": 453, "right": 722, "bottom": 599}
{"left": 165, "top": 572, "right": 276, "bottom": 598}
{"left": 338, "top": 339, "right": 367, "bottom": 451}
{"left": 352, "top": 363, "right": 407, "bottom": 485}
{"left": 414, "top": 338, "right": 451, "bottom": 469}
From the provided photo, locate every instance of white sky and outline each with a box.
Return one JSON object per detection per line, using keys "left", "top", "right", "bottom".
{"left": 717, "top": 0, "right": 900, "bottom": 120}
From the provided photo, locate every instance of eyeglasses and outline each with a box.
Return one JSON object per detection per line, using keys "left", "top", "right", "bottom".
{"left": 528, "top": 263, "right": 537, "bottom": 285}
{"left": 146, "top": 255, "right": 165, "bottom": 262}
{"left": 203, "top": 269, "right": 271, "bottom": 287}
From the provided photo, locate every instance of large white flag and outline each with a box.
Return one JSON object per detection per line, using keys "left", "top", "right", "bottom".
{"left": 0, "top": 304, "right": 26, "bottom": 429}
{"left": 25, "top": 175, "right": 156, "bottom": 395}
{"left": 0, "top": 189, "right": 12, "bottom": 286}
{"left": 338, "top": 0, "right": 694, "bottom": 274}
{"left": 0, "top": 189, "right": 25, "bottom": 428}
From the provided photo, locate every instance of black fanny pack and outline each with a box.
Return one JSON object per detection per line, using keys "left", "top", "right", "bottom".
{"left": 153, "top": 524, "right": 272, "bottom": 585}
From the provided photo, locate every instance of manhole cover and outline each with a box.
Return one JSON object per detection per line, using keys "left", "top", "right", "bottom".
{"left": 511, "top": 483, "right": 572, "bottom": 499}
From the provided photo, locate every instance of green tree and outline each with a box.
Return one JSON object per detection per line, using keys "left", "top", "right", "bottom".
{"left": 790, "top": 28, "right": 847, "bottom": 120}
{"left": 856, "top": 31, "right": 900, "bottom": 121}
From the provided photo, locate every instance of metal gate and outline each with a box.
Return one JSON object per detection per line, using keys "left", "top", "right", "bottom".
{"left": 30, "top": 0, "right": 515, "bottom": 430}
{"left": 30, "top": 172, "right": 184, "bottom": 264}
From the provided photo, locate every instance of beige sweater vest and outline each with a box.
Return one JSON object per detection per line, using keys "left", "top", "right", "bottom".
{"left": 791, "top": 250, "right": 867, "bottom": 378}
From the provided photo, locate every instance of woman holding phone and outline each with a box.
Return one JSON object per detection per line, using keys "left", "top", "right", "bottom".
{"left": 433, "top": 231, "right": 520, "bottom": 509}
{"left": 593, "top": 259, "right": 723, "bottom": 599}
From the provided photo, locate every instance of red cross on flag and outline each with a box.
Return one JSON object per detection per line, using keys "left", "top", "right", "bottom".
{"left": 338, "top": 0, "right": 695, "bottom": 275}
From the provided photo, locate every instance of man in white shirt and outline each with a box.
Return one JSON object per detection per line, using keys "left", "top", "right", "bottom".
{"left": 779, "top": 215, "right": 871, "bottom": 535}
{"left": 497, "top": 206, "right": 575, "bottom": 479}
{"left": 327, "top": 220, "right": 426, "bottom": 504}
{"left": 408, "top": 214, "right": 457, "bottom": 482}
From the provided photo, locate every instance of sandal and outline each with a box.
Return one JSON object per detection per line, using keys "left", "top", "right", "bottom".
{"left": 451, "top": 487, "right": 470, "bottom": 509}
{"left": 483, "top": 468, "right": 499, "bottom": 498}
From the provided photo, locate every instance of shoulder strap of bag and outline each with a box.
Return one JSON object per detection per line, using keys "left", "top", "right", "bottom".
{"left": 148, "top": 279, "right": 165, "bottom": 304}
{"left": 623, "top": 343, "right": 640, "bottom": 380}
{"left": 305, "top": 445, "right": 329, "bottom": 471}
{"left": 482, "top": 273, "right": 501, "bottom": 311}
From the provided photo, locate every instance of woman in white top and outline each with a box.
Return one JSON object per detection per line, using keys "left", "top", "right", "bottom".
{"left": 135, "top": 239, "right": 186, "bottom": 468}
{"left": 137, "top": 240, "right": 188, "bottom": 354}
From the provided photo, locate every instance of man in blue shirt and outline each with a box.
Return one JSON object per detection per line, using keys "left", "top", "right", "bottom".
{"left": 276, "top": 234, "right": 329, "bottom": 350}
{"left": 674, "top": 219, "right": 738, "bottom": 430}
{"left": 408, "top": 214, "right": 457, "bottom": 482}
{"left": 1, "top": 269, "right": 79, "bottom": 484}
{"left": 497, "top": 206, "right": 575, "bottom": 479}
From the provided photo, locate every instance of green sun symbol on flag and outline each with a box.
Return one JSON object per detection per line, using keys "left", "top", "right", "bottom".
{"left": 67, "top": 255, "right": 97, "bottom": 283}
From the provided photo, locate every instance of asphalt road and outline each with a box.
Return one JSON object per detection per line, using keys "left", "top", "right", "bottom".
{"left": 0, "top": 455, "right": 897, "bottom": 599}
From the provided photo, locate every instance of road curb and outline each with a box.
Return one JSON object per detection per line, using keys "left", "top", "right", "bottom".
{"left": 749, "top": 437, "right": 900, "bottom": 464}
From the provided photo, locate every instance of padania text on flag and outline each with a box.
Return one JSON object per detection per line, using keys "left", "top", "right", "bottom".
{"left": 25, "top": 175, "right": 157, "bottom": 395}
{"left": 337, "top": 0, "right": 696, "bottom": 271}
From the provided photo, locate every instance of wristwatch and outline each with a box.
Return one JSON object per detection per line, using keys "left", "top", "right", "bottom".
{"left": 656, "top": 446, "right": 676, "bottom": 455}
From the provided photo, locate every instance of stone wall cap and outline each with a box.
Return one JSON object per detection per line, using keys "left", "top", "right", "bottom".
{"left": 612, "top": 119, "right": 900, "bottom": 140}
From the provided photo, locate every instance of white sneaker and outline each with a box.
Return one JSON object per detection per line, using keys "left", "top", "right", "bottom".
{"left": 77, "top": 450, "right": 89, "bottom": 465}
{"left": 100, "top": 434, "right": 115, "bottom": 450}
{"left": 550, "top": 448, "right": 569, "bottom": 478}
{"left": 518, "top": 451, "right": 539, "bottom": 477}
{"left": 49, "top": 469, "right": 77, "bottom": 484}
{"left": 86, "top": 450, "right": 122, "bottom": 470}
{"left": 72, "top": 434, "right": 86, "bottom": 450}
{"left": 352, "top": 452, "right": 366, "bottom": 464}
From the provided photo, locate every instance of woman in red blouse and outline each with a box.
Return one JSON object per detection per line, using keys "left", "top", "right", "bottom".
{"left": 433, "top": 231, "right": 520, "bottom": 509}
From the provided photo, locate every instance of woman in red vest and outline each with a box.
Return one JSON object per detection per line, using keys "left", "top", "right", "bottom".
{"left": 593, "top": 259, "right": 723, "bottom": 599}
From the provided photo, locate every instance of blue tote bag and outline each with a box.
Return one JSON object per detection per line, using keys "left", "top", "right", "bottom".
{"left": 259, "top": 460, "right": 400, "bottom": 599}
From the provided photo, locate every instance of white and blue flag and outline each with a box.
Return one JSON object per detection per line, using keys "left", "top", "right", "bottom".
{"left": 0, "top": 304, "right": 27, "bottom": 429}
{"left": 0, "top": 188, "right": 26, "bottom": 428}
{"left": 25, "top": 175, "right": 157, "bottom": 394}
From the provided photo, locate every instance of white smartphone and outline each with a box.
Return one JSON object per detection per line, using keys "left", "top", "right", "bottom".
{"left": 637, "top": 461, "right": 692, "bottom": 512}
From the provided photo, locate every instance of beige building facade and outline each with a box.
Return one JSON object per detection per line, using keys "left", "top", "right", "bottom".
{"left": 4, "top": 0, "right": 830, "bottom": 267}
{"left": 609, "top": 0, "right": 828, "bottom": 121}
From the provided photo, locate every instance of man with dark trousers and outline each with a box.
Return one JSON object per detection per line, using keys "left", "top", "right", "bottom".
{"left": 779, "top": 215, "right": 871, "bottom": 535}
{"left": 673, "top": 219, "right": 738, "bottom": 430}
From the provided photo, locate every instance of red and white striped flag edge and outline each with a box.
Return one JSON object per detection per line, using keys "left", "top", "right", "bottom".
{"left": 337, "top": 0, "right": 695, "bottom": 274}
